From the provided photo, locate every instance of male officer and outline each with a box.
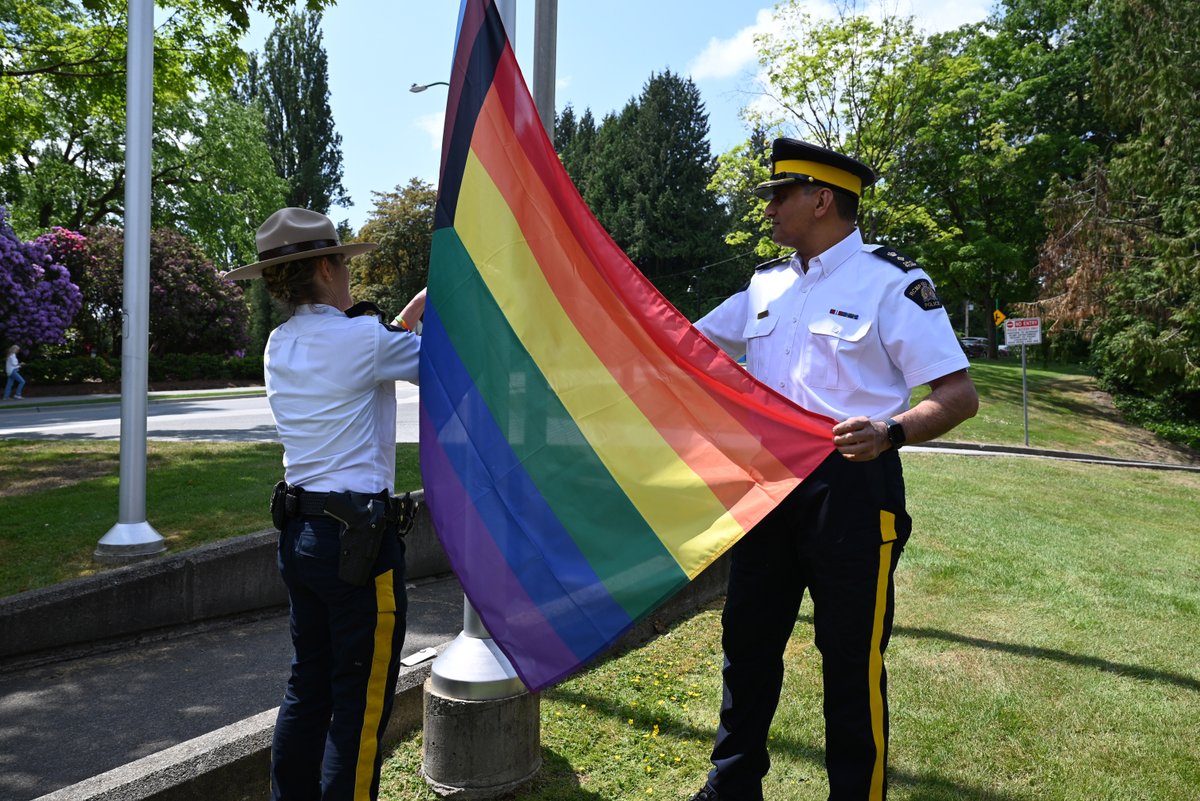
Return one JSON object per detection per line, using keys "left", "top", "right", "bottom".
{"left": 688, "top": 140, "right": 978, "bottom": 801}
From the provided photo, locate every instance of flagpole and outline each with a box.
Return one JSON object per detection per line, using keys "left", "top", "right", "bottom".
{"left": 95, "top": 0, "right": 165, "bottom": 564}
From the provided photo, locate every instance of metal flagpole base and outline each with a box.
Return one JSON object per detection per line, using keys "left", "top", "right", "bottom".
{"left": 94, "top": 521, "right": 166, "bottom": 564}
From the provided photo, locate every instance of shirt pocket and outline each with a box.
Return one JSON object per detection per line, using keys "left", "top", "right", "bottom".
{"left": 742, "top": 311, "right": 778, "bottom": 376}
{"left": 802, "top": 317, "right": 873, "bottom": 390}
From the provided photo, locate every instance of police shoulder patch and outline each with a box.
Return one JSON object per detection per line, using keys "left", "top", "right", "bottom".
{"left": 755, "top": 252, "right": 793, "bottom": 271}
{"left": 868, "top": 245, "right": 921, "bottom": 272}
{"left": 904, "top": 279, "right": 943, "bottom": 311}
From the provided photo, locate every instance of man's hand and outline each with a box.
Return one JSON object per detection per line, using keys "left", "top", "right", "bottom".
{"left": 832, "top": 416, "right": 889, "bottom": 462}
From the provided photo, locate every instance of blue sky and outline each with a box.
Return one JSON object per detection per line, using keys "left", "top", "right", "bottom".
{"left": 241, "top": 1, "right": 994, "bottom": 231}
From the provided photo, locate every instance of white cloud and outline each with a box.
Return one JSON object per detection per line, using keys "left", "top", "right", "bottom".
{"left": 416, "top": 112, "right": 445, "bottom": 150}
{"left": 556, "top": 75, "right": 572, "bottom": 92}
{"left": 687, "top": 8, "right": 774, "bottom": 81}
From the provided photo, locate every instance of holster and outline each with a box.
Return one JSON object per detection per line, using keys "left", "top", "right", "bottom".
{"left": 323, "top": 491, "right": 388, "bottom": 586}
{"left": 270, "top": 480, "right": 289, "bottom": 531}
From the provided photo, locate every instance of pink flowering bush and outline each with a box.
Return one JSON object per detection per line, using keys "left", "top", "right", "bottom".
{"left": 0, "top": 208, "right": 83, "bottom": 348}
{"left": 84, "top": 225, "right": 247, "bottom": 355}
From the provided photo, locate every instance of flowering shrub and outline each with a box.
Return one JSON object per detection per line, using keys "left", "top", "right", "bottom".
{"left": 85, "top": 225, "right": 249, "bottom": 355}
{"left": 0, "top": 208, "right": 83, "bottom": 348}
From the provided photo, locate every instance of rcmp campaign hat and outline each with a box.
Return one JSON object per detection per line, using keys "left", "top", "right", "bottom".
{"left": 753, "top": 139, "right": 877, "bottom": 200}
{"left": 222, "top": 207, "right": 377, "bottom": 281}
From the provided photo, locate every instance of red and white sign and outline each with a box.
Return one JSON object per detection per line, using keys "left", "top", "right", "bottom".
{"left": 1004, "top": 317, "right": 1042, "bottom": 346}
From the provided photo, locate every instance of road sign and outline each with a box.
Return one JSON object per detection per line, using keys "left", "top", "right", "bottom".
{"left": 993, "top": 309, "right": 1006, "bottom": 326}
{"left": 1004, "top": 317, "right": 1041, "bottom": 345}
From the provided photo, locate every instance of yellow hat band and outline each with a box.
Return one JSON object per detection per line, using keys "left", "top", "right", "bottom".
{"left": 772, "top": 159, "right": 863, "bottom": 197}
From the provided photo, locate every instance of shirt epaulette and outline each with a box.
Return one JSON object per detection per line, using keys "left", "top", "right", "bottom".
{"left": 867, "top": 245, "right": 920, "bottom": 272}
{"left": 755, "top": 253, "right": 793, "bottom": 271}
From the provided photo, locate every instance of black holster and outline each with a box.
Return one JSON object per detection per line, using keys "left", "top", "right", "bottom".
{"left": 323, "top": 491, "right": 388, "bottom": 586}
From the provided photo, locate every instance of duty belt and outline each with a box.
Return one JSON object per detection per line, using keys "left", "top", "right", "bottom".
{"left": 273, "top": 482, "right": 417, "bottom": 536}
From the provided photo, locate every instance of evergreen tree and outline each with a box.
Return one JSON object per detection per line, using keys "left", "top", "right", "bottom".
{"left": 241, "top": 10, "right": 349, "bottom": 214}
{"left": 563, "top": 71, "right": 730, "bottom": 314}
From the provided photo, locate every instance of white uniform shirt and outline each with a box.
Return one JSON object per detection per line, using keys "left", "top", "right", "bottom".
{"left": 265, "top": 304, "right": 421, "bottom": 493}
{"left": 695, "top": 228, "right": 967, "bottom": 421}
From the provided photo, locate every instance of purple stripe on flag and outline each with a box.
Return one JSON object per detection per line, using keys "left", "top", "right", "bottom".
{"left": 419, "top": 402, "right": 580, "bottom": 688}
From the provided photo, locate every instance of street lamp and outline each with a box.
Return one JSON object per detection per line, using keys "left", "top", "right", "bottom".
{"left": 409, "top": 81, "right": 449, "bottom": 93}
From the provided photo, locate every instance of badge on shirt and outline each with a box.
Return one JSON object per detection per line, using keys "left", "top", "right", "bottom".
{"left": 904, "top": 279, "right": 943, "bottom": 311}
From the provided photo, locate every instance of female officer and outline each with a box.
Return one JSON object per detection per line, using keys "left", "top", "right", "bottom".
{"left": 224, "top": 207, "right": 426, "bottom": 801}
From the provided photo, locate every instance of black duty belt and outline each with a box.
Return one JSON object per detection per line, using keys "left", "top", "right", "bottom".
{"left": 272, "top": 482, "right": 417, "bottom": 536}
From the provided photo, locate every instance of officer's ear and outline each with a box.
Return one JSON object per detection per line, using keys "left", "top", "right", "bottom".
{"left": 812, "top": 187, "right": 836, "bottom": 219}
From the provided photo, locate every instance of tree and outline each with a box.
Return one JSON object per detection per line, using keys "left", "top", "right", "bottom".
{"left": 554, "top": 104, "right": 597, "bottom": 197}
{"left": 752, "top": 3, "right": 930, "bottom": 240}
{"left": 0, "top": 207, "right": 82, "bottom": 348}
{"left": 349, "top": 179, "right": 437, "bottom": 319}
{"left": 240, "top": 10, "right": 349, "bottom": 214}
{"left": 1034, "top": 0, "right": 1200, "bottom": 403}
{"left": 154, "top": 94, "right": 288, "bottom": 271}
{"left": 84, "top": 225, "right": 248, "bottom": 356}
{"left": 0, "top": 0, "right": 321, "bottom": 237}
{"left": 565, "top": 71, "right": 731, "bottom": 315}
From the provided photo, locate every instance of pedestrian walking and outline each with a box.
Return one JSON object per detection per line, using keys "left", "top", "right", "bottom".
{"left": 4, "top": 345, "right": 26, "bottom": 399}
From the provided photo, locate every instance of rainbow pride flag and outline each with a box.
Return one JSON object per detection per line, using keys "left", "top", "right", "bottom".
{"left": 419, "top": 0, "right": 836, "bottom": 691}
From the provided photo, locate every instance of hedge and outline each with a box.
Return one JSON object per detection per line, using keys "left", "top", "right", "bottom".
{"left": 20, "top": 354, "right": 264, "bottom": 385}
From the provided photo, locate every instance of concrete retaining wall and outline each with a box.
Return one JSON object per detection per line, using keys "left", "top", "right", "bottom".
{"left": 0, "top": 499, "right": 451, "bottom": 665}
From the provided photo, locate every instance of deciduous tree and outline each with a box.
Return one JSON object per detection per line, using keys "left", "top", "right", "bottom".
{"left": 349, "top": 179, "right": 437, "bottom": 319}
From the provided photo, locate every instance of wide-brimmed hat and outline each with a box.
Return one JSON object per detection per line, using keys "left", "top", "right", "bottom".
{"left": 222, "top": 207, "right": 377, "bottom": 281}
{"left": 753, "top": 139, "right": 877, "bottom": 201}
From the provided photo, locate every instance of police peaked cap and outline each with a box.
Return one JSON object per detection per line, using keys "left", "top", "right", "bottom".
{"left": 753, "top": 139, "right": 877, "bottom": 200}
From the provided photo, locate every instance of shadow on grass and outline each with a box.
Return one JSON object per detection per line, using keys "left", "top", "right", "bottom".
{"left": 892, "top": 622, "right": 1200, "bottom": 693}
{"left": 548, "top": 684, "right": 1041, "bottom": 801}
{"left": 788, "top": 614, "right": 1199, "bottom": 692}
{"left": 514, "top": 747, "right": 606, "bottom": 800}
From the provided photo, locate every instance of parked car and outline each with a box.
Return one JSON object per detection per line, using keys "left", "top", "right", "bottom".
{"left": 958, "top": 336, "right": 989, "bottom": 358}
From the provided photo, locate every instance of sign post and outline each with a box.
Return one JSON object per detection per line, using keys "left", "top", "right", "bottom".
{"left": 1004, "top": 317, "right": 1042, "bottom": 446}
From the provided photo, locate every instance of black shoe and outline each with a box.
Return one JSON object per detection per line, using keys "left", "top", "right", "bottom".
{"left": 688, "top": 785, "right": 721, "bottom": 801}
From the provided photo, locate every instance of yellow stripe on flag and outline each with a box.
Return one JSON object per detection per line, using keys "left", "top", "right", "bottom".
{"left": 455, "top": 148, "right": 743, "bottom": 577}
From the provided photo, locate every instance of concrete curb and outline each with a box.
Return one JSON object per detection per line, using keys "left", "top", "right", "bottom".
{"left": 33, "top": 661, "right": 437, "bottom": 801}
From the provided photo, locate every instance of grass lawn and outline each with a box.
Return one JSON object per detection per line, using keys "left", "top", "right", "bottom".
{"left": 379, "top": 454, "right": 1200, "bottom": 801}
{"left": 0, "top": 439, "right": 420, "bottom": 596}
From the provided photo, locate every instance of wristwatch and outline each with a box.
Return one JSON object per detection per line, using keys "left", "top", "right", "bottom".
{"left": 884, "top": 417, "right": 906, "bottom": 450}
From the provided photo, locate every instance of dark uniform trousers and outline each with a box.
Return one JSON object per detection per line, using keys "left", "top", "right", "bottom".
{"left": 708, "top": 449, "right": 911, "bottom": 801}
{"left": 272, "top": 514, "right": 407, "bottom": 801}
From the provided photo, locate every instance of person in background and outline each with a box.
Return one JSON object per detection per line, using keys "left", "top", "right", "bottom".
{"left": 4, "top": 345, "right": 26, "bottom": 400}
{"left": 223, "top": 207, "right": 427, "bottom": 801}
{"left": 687, "top": 140, "right": 978, "bottom": 801}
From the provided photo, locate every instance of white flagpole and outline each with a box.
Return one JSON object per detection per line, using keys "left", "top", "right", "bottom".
{"left": 95, "top": 0, "right": 165, "bottom": 563}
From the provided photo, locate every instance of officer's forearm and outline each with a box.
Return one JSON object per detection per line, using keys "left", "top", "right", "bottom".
{"left": 893, "top": 369, "right": 978, "bottom": 446}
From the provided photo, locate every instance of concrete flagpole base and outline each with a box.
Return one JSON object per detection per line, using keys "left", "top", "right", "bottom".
{"left": 421, "top": 599, "right": 541, "bottom": 798}
{"left": 421, "top": 678, "right": 541, "bottom": 798}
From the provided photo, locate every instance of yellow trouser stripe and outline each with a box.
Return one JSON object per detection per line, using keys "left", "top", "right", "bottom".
{"left": 354, "top": 569, "right": 396, "bottom": 800}
{"left": 869, "top": 511, "right": 898, "bottom": 801}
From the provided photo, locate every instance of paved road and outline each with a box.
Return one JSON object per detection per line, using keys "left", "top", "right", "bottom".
{"left": 0, "top": 386, "right": 420, "bottom": 443}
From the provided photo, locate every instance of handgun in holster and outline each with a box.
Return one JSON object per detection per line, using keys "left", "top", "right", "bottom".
{"left": 322, "top": 491, "right": 388, "bottom": 586}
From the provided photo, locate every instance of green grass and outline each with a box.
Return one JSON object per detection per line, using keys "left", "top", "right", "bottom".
{"left": 379, "top": 454, "right": 1200, "bottom": 801}
{"left": 0, "top": 440, "right": 420, "bottom": 596}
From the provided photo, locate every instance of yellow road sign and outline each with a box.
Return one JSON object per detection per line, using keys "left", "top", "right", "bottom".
{"left": 994, "top": 309, "right": 1007, "bottom": 326}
